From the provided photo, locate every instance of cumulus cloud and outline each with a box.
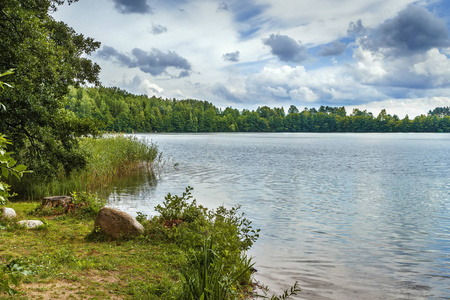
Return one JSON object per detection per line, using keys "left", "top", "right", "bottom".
{"left": 150, "top": 23, "right": 167, "bottom": 35}
{"left": 262, "top": 34, "right": 308, "bottom": 63}
{"left": 97, "top": 46, "right": 192, "bottom": 78}
{"left": 346, "top": 4, "right": 450, "bottom": 93}
{"left": 319, "top": 41, "right": 347, "bottom": 56}
{"left": 360, "top": 4, "right": 450, "bottom": 56}
{"left": 222, "top": 51, "right": 240, "bottom": 62}
{"left": 111, "top": 0, "right": 152, "bottom": 14}
{"left": 411, "top": 49, "right": 450, "bottom": 87}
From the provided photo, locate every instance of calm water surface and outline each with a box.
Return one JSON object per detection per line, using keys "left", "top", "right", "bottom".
{"left": 107, "top": 133, "right": 450, "bottom": 300}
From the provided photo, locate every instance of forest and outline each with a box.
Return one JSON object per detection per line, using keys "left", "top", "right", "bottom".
{"left": 66, "top": 86, "right": 450, "bottom": 133}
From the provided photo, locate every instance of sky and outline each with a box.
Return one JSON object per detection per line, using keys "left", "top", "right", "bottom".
{"left": 53, "top": 0, "right": 450, "bottom": 117}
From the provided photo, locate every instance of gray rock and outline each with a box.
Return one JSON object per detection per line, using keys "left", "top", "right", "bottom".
{"left": 17, "top": 220, "right": 44, "bottom": 229}
{"left": 1, "top": 207, "right": 16, "bottom": 219}
{"left": 94, "top": 206, "right": 144, "bottom": 239}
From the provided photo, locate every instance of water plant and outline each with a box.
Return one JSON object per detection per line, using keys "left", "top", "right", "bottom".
{"left": 12, "top": 134, "right": 159, "bottom": 199}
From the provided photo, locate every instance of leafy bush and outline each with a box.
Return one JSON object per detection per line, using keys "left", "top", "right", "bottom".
{"left": 0, "top": 134, "right": 29, "bottom": 204}
{"left": 148, "top": 186, "right": 260, "bottom": 299}
{"left": 0, "top": 259, "right": 32, "bottom": 296}
{"left": 70, "top": 191, "right": 105, "bottom": 217}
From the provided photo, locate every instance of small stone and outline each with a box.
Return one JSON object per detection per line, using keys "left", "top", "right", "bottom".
{"left": 17, "top": 220, "right": 44, "bottom": 229}
{"left": 94, "top": 206, "right": 144, "bottom": 239}
{"left": 1, "top": 207, "right": 16, "bottom": 219}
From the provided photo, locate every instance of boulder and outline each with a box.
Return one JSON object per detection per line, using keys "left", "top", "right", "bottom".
{"left": 1, "top": 207, "right": 16, "bottom": 219}
{"left": 17, "top": 220, "right": 44, "bottom": 229}
{"left": 94, "top": 207, "right": 144, "bottom": 239}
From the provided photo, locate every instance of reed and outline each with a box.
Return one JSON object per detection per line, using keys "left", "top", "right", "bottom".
{"left": 14, "top": 134, "right": 159, "bottom": 200}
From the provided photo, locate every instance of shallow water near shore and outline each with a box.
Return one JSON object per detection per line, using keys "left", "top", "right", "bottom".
{"left": 106, "top": 132, "right": 450, "bottom": 299}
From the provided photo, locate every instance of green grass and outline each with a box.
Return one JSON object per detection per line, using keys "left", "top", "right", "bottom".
{"left": 14, "top": 134, "right": 159, "bottom": 200}
{"left": 0, "top": 202, "right": 185, "bottom": 299}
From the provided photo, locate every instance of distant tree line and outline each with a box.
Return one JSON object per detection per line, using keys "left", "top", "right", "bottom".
{"left": 66, "top": 86, "right": 450, "bottom": 133}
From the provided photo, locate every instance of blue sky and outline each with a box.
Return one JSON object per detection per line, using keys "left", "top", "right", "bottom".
{"left": 54, "top": 0, "right": 450, "bottom": 117}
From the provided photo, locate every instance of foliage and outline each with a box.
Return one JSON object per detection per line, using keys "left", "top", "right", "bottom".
{"left": 0, "top": 259, "right": 32, "bottom": 296}
{"left": 155, "top": 186, "right": 205, "bottom": 223}
{"left": 258, "top": 281, "right": 301, "bottom": 300}
{"left": 65, "top": 86, "right": 450, "bottom": 133}
{"left": 149, "top": 186, "right": 260, "bottom": 299}
{"left": 0, "top": 134, "right": 29, "bottom": 204}
{"left": 70, "top": 192, "right": 104, "bottom": 217}
{"left": 0, "top": 0, "right": 101, "bottom": 179}
{"left": 180, "top": 238, "right": 255, "bottom": 300}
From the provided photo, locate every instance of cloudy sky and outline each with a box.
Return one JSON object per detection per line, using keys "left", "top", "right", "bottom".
{"left": 53, "top": 0, "right": 450, "bottom": 117}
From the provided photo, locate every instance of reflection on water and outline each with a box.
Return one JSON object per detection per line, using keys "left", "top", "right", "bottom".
{"left": 103, "top": 168, "right": 159, "bottom": 213}
{"left": 106, "top": 133, "right": 450, "bottom": 300}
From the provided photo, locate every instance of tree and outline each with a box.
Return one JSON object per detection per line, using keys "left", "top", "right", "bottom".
{"left": 0, "top": 70, "right": 28, "bottom": 204}
{"left": 288, "top": 105, "right": 299, "bottom": 114}
{"left": 0, "top": 0, "right": 101, "bottom": 178}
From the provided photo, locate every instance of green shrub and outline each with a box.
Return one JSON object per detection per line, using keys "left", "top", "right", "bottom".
{"left": 148, "top": 186, "right": 260, "bottom": 299}
{"left": 70, "top": 191, "right": 105, "bottom": 217}
{"left": 0, "top": 259, "right": 32, "bottom": 296}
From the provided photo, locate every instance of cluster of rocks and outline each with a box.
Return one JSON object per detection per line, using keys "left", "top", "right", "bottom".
{"left": 1, "top": 206, "right": 44, "bottom": 228}
{"left": 2, "top": 196, "right": 144, "bottom": 239}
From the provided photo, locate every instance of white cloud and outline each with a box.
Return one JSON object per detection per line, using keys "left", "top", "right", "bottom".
{"left": 289, "top": 87, "right": 319, "bottom": 102}
{"left": 411, "top": 48, "right": 450, "bottom": 86}
{"left": 346, "top": 97, "right": 450, "bottom": 118}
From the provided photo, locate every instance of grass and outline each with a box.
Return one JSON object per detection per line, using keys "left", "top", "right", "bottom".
{"left": 0, "top": 201, "right": 185, "bottom": 299}
{"left": 15, "top": 134, "right": 160, "bottom": 200}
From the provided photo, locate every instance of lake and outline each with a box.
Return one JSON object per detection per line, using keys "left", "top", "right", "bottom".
{"left": 107, "top": 133, "right": 450, "bottom": 300}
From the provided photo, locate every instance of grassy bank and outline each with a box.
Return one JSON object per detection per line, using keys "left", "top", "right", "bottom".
{"left": 0, "top": 187, "right": 265, "bottom": 299}
{"left": 14, "top": 135, "right": 159, "bottom": 200}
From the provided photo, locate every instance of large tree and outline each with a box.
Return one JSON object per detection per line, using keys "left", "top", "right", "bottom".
{"left": 0, "top": 0, "right": 100, "bottom": 177}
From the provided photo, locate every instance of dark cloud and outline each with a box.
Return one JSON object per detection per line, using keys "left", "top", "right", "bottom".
{"left": 150, "top": 24, "right": 167, "bottom": 35}
{"left": 319, "top": 41, "right": 347, "bottom": 56}
{"left": 97, "top": 46, "right": 134, "bottom": 65}
{"left": 111, "top": 0, "right": 152, "bottom": 14}
{"left": 361, "top": 5, "right": 450, "bottom": 55}
{"left": 347, "top": 19, "right": 366, "bottom": 36}
{"left": 217, "top": 2, "right": 228, "bottom": 12}
{"left": 262, "top": 34, "right": 308, "bottom": 63}
{"left": 222, "top": 51, "right": 240, "bottom": 62}
{"left": 97, "top": 46, "right": 192, "bottom": 78}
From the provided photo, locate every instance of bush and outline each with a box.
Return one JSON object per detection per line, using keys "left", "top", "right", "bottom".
{"left": 0, "top": 259, "right": 32, "bottom": 296}
{"left": 147, "top": 186, "right": 260, "bottom": 299}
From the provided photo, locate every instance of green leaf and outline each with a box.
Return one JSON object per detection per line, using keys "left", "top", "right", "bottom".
{"left": 13, "top": 165, "right": 27, "bottom": 172}
{"left": 2, "top": 168, "right": 9, "bottom": 179}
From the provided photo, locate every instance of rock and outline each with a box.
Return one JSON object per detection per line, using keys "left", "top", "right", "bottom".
{"left": 94, "top": 207, "right": 144, "bottom": 239}
{"left": 1, "top": 207, "right": 16, "bottom": 219}
{"left": 17, "top": 220, "right": 44, "bottom": 229}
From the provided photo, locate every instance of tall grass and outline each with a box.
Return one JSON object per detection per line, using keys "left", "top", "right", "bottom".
{"left": 15, "top": 134, "right": 159, "bottom": 200}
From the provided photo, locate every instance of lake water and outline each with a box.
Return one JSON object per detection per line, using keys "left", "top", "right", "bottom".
{"left": 107, "top": 133, "right": 450, "bottom": 300}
